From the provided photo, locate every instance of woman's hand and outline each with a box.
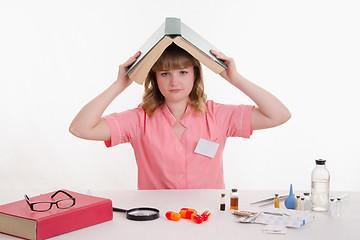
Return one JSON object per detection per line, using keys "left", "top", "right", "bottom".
{"left": 210, "top": 49, "right": 240, "bottom": 83}
{"left": 116, "top": 51, "right": 141, "bottom": 88}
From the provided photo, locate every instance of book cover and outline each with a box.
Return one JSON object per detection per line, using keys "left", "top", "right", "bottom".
{"left": 0, "top": 190, "right": 113, "bottom": 240}
{"left": 126, "top": 17, "right": 226, "bottom": 84}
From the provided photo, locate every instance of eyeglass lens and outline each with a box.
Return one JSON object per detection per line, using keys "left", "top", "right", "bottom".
{"left": 32, "top": 199, "right": 74, "bottom": 211}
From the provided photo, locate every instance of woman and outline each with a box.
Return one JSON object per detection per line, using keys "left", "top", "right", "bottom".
{"left": 69, "top": 44, "right": 291, "bottom": 190}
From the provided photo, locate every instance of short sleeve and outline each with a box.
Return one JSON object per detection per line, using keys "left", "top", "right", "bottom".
{"left": 207, "top": 100, "right": 254, "bottom": 138}
{"left": 103, "top": 107, "right": 143, "bottom": 147}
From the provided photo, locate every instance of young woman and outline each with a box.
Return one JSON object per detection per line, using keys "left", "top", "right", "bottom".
{"left": 69, "top": 44, "right": 291, "bottom": 190}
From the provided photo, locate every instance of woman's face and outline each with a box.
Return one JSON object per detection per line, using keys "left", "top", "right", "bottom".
{"left": 156, "top": 67, "right": 195, "bottom": 105}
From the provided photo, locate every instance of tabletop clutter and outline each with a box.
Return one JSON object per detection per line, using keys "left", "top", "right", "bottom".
{"left": 163, "top": 159, "right": 342, "bottom": 235}
{"left": 0, "top": 159, "right": 344, "bottom": 239}
{"left": 228, "top": 159, "right": 342, "bottom": 234}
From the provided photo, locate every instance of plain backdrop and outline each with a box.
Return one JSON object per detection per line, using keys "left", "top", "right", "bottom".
{"left": 1, "top": 0, "right": 359, "bottom": 193}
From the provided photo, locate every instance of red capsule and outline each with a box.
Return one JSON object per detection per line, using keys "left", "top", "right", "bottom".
{"left": 190, "top": 213, "right": 203, "bottom": 224}
{"left": 201, "top": 210, "right": 211, "bottom": 221}
{"left": 180, "top": 208, "right": 197, "bottom": 219}
{"left": 165, "top": 211, "right": 181, "bottom": 221}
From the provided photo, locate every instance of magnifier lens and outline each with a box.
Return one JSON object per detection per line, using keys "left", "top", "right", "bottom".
{"left": 129, "top": 210, "right": 156, "bottom": 216}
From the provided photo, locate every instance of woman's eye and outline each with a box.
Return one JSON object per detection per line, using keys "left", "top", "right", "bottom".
{"left": 161, "top": 72, "right": 170, "bottom": 76}
{"left": 180, "top": 71, "right": 187, "bottom": 75}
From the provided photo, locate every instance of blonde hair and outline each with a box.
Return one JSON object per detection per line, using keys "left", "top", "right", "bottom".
{"left": 142, "top": 44, "right": 207, "bottom": 116}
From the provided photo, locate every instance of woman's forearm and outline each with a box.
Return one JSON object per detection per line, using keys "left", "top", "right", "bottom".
{"left": 229, "top": 73, "right": 291, "bottom": 129}
{"left": 69, "top": 80, "right": 127, "bottom": 140}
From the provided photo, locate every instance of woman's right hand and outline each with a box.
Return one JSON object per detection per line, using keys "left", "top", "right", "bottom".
{"left": 116, "top": 51, "right": 141, "bottom": 87}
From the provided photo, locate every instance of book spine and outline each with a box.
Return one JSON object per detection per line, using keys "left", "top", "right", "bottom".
{"left": 37, "top": 200, "right": 113, "bottom": 240}
{"left": 165, "top": 17, "right": 181, "bottom": 36}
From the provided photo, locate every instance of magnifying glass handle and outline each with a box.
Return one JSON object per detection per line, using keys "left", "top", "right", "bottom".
{"left": 113, "top": 207, "right": 127, "bottom": 212}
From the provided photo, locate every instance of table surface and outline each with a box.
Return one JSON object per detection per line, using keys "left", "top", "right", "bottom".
{"left": 1, "top": 189, "right": 359, "bottom": 239}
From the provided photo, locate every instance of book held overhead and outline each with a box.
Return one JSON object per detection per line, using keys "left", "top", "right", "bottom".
{"left": 126, "top": 17, "right": 227, "bottom": 84}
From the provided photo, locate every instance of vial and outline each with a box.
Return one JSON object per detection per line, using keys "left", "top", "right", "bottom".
{"left": 274, "top": 194, "right": 280, "bottom": 208}
{"left": 230, "top": 189, "right": 239, "bottom": 211}
{"left": 300, "top": 197, "right": 305, "bottom": 211}
{"left": 303, "top": 192, "right": 311, "bottom": 211}
{"left": 220, "top": 193, "right": 226, "bottom": 211}
{"left": 329, "top": 198, "right": 335, "bottom": 217}
{"left": 295, "top": 195, "right": 301, "bottom": 210}
{"left": 336, "top": 198, "right": 342, "bottom": 217}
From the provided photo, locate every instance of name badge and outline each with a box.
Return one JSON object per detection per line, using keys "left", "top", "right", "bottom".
{"left": 194, "top": 138, "right": 219, "bottom": 158}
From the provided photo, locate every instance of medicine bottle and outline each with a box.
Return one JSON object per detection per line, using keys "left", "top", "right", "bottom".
{"left": 303, "top": 192, "right": 311, "bottom": 211}
{"left": 230, "top": 189, "right": 239, "bottom": 211}
{"left": 274, "top": 194, "right": 280, "bottom": 208}
{"left": 336, "top": 198, "right": 342, "bottom": 217}
{"left": 295, "top": 196, "right": 301, "bottom": 210}
{"left": 220, "top": 194, "right": 226, "bottom": 211}
{"left": 311, "top": 159, "right": 330, "bottom": 212}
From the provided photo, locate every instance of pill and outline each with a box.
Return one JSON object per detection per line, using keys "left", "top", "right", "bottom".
{"left": 180, "top": 208, "right": 197, "bottom": 219}
{"left": 165, "top": 211, "right": 181, "bottom": 221}
{"left": 201, "top": 210, "right": 211, "bottom": 221}
{"left": 190, "top": 213, "right": 203, "bottom": 224}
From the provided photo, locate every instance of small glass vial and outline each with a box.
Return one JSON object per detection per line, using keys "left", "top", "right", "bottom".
{"left": 295, "top": 196, "right": 301, "bottom": 210}
{"left": 274, "top": 194, "right": 280, "bottom": 208}
{"left": 311, "top": 159, "right": 330, "bottom": 212}
{"left": 300, "top": 197, "right": 305, "bottom": 211}
{"left": 329, "top": 198, "right": 335, "bottom": 216}
{"left": 220, "top": 193, "right": 226, "bottom": 211}
{"left": 230, "top": 189, "right": 239, "bottom": 211}
{"left": 303, "top": 192, "right": 311, "bottom": 211}
{"left": 336, "top": 198, "right": 342, "bottom": 217}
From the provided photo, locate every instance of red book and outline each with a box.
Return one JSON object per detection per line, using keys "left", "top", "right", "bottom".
{"left": 0, "top": 189, "right": 113, "bottom": 240}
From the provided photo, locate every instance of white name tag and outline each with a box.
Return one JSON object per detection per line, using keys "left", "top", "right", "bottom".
{"left": 194, "top": 138, "right": 219, "bottom": 158}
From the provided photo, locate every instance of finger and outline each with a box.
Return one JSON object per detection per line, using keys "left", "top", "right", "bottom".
{"left": 210, "top": 49, "right": 228, "bottom": 61}
{"left": 122, "top": 51, "right": 141, "bottom": 68}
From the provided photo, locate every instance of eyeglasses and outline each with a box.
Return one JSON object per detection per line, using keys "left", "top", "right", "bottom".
{"left": 25, "top": 190, "right": 76, "bottom": 212}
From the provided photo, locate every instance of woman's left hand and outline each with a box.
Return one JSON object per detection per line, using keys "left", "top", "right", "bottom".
{"left": 210, "top": 49, "right": 240, "bottom": 83}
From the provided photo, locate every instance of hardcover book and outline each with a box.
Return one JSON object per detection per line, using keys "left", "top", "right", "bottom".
{"left": 126, "top": 17, "right": 227, "bottom": 84}
{"left": 0, "top": 190, "right": 113, "bottom": 240}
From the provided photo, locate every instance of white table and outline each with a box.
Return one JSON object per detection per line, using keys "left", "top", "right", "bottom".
{"left": 1, "top": 189, "right": 359, "bottom": 239}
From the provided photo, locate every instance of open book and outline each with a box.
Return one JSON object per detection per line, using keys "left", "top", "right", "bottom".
{"left": 126, "top": 17, "right": 227, "bottom": 84}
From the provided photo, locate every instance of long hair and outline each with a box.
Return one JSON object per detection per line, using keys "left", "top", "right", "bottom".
{"left": 141, "top": 44, "right": 207, "bottom": 116}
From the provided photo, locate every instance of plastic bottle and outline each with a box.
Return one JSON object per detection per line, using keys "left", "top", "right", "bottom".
{"left": 230, "top": 189, "right": 239, "bottom": 211}
{"left": 311, "top": 159, "right": 330, "bottom": 212}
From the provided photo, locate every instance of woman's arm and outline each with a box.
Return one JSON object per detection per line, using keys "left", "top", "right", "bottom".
{"left": 211, "top": 50, "right": 291, "bottom": 130}
{"left": 69, "top": 51, "right": 140, "bottom": 140}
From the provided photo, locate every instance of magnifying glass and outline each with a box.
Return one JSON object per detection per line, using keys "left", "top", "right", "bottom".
{"left": 113, "top": 207, "right": 160, "bottom": 221}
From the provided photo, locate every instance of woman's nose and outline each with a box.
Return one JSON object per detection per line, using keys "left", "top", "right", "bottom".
{"left": 169, "top": 75, "right": 179, "bottom": 86}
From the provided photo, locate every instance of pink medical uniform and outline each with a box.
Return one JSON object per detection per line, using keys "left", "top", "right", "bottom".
{"left": 103, "top": 100, "right": 253, "bottom": 190}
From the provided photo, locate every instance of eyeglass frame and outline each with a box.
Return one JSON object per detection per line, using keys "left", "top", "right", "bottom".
{"left": 25, "top": 190, "right": 76, "bottom": 212}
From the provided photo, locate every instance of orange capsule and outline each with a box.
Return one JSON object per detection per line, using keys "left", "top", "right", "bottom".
{"left": 201, "top": 210, "right": 211, "bottom": 221}
{"left": 190, "top": 213, "right": 203, "bottom": 224}
{"left": 165, "top": 211, "right": 181, "bottom": 221}
{"left": 180, "top": 208, "right": 197, "bottom": 219}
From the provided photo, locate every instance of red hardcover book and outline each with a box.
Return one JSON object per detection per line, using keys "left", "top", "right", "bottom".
{"left": 0, "top": 189, "right": 113, "bottom": 240}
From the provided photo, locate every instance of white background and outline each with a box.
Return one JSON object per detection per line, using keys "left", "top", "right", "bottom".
{"left": 1, "top": 0, "right": 359, "bottom": 192}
